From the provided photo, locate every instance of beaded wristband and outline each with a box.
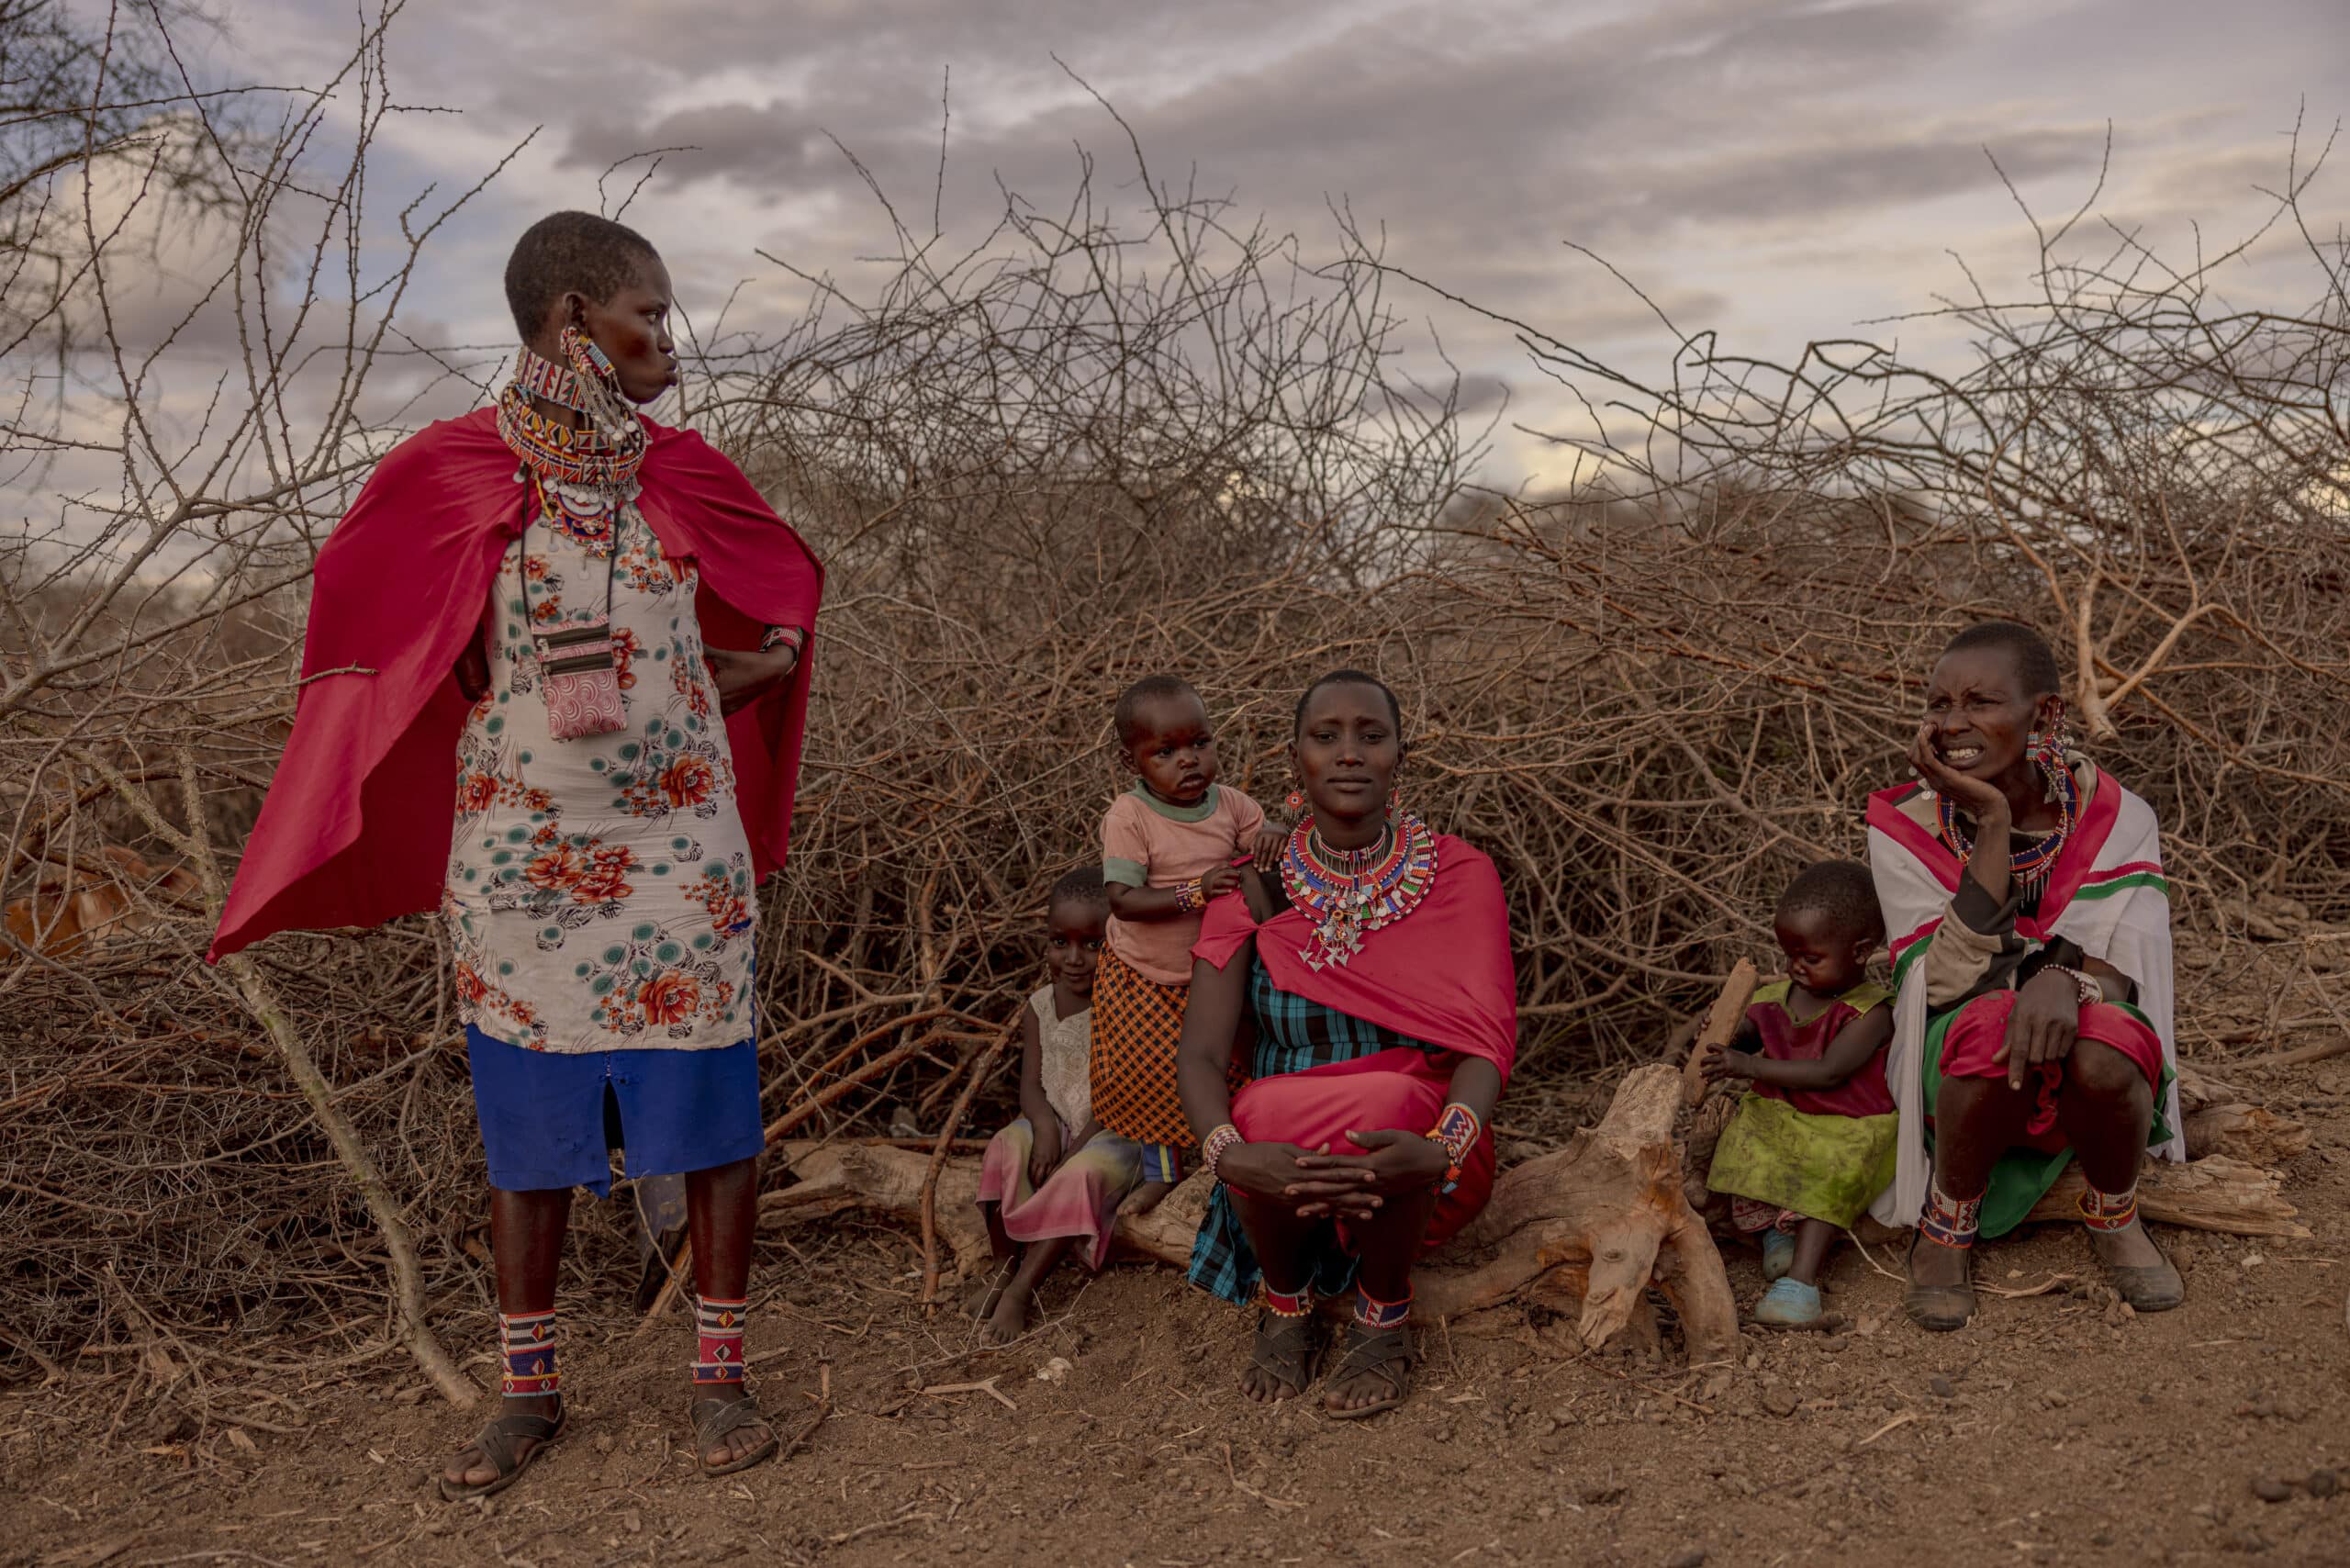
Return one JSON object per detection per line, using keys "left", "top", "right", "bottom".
{"left": 1425, "top": 1102, "right": 1480, "bottom": 1196}
{"left": 1202, "top": 1123, "right": 1243, "bottom": 1182}
{"left": 1173, "top": 876, "right": 1206, "bottom": 915}
{"left": 2043, "top": 963, "right": 2100, "bottom": 1007}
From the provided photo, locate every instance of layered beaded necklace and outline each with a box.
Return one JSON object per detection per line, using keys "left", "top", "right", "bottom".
{"left": 495, "top": 330, "right": 646, "bottom": 490}
{"left": 1278, "top": 810, "right": 1438, "bottom": 970}
{"left": 1935, "top": 746, "right": 2080, "bottom": 889}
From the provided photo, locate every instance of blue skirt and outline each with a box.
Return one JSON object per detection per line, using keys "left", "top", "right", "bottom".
{"left": 466, "top": 1027, "right": 765, "bottom": 1195}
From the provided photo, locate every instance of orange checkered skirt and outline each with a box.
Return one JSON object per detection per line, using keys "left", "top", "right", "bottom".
{"left": 1087, "top": 947, "right": 1245, "bottom": 1145}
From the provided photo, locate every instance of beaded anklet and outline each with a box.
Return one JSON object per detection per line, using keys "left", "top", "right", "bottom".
{"left": 693, "top": 1296, "right": 749, "bottom": 1387}
{"left": 1354, "top": 1286, "right": 1411, "bottom": 1330}
{"left": 499, "top": 1308, "right": 559, "bottom": 1400}
{"left": 1918, "top": 1182, "right": 1984, "bottom": 1250}
{"left": 1262, "top": 1282, "right": 1313, "bottom": 1318}
{"left": 2079, "top": 1183, "right": 2139, "bottom": 1233}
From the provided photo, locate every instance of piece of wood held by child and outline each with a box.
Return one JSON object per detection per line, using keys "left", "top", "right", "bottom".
{"left": 1682, "top": 958, "right": 1759, "bottom": 1108}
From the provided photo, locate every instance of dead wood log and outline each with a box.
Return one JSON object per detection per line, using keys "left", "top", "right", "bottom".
{"left": 2182, "top": 1103, "right": 2311, "bottom": 1167}
{"left": 2025, "top": 1154, "right": 2311, "bottom": 1238}
{"left": 779, "top": 1066, "right": 1739, "bottom": 1366}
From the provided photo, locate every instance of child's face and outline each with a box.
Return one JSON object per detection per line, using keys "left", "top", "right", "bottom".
{"left": 1774, "top": 905, "right": 1873, "bottom": 997}
{"left": 1045, "top": 897, "right": 1107, "bottom": 999}
{"left": 1124, "top": 692, "right": 1219, "bottom": 806}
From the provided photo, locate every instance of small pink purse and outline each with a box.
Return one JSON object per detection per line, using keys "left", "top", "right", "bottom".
{"left": 528, "top": 530, "right": 626, "bottom": 741}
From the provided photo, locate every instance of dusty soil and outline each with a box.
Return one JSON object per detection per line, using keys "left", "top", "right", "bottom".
{"left": 7, "top": 1053, "right": 2347, "bottom": 1568}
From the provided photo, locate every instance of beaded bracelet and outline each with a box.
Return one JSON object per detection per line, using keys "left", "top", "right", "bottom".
{"left": 1172, "top": 876, "right": 1207, "bottom": 915}
{"left": 2043, "top": 963, "right": 2100, "bottom": 1007}
{"left": 1425, "top": 1102, "right": 1481, "bottom": 1195}
{"left": 1202, "top": 1123, "right": 1243, "bottom": 1182}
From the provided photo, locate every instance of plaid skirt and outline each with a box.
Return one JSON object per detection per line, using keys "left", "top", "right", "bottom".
{"left": 1088, "top": 947, "right": 1245, "bottom": 1146}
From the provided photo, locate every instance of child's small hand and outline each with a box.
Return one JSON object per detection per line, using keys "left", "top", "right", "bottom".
{"left": 1027, "top": 1120, "right": 1064, "bottom": 1187}
{"left": 1698, "top": 1043, "right": 1752, "bottom": 1083}
{"left": 1250, "top": 825, "right": 1288, "bottom": 868}
{"left": 1199, "top": 863, "right": 1243, "bottom": 901}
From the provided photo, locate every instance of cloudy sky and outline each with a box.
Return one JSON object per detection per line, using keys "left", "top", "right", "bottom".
{"left": 122, "top": 0, "right": 2350, "bottom": 487}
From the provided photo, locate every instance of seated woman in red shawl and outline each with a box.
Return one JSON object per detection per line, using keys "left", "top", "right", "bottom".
{"left": 1176, "top": 671, "right": 1516, "bottom": 1417}
{"left": 210, "top": 213, "right": 823, "bottom": 1495}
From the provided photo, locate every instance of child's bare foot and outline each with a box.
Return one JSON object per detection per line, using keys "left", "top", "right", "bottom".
{"left": 964, "top": 1256, "right": 1016, "bottom": 1322}
{"left": 979, "top": 1288, "right": 1035, "bottom": 1346}
{"left": 1119, "top": 1179, "right": 1176, "bottom": 1216}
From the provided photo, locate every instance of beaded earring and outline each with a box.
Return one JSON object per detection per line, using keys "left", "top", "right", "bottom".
{"left": 560, "top": 321, "right": 618, "bottom": 388}
{"left": 1285, "top": 787, "right": 1304, "bottom": 814}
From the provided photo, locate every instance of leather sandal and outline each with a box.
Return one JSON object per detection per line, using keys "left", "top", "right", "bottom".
{"left": 689, "top": 1392, "right": 780, "bottom": 1478}
{"left": 1248, "top": 1308, "right": 1321, "bottom": 1400}
{"left": 1902, "top": 1232, "right": 1975, "bottom": 1332}
{"left": 1324, "top": 1321, "right": 1419, "bottom": 1419}
{"left": 2092, "top": 1219, "right": 2185, "bottom": 1313}
{"left": 439, "top": 1396, "right": 565, "bottom": 1502}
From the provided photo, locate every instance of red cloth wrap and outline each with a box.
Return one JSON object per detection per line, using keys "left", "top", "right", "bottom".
{"left": 208, "top": 408, "right": 823, "bottom": 961}
{"left": 1192, "top": 834, "right": 1517, "bottom": 1249}
{"left": 1937, "top": 993, "right": 2164, "bottom": 1148}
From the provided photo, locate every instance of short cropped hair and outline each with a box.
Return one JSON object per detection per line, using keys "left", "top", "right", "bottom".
{"left": 1942, "top": 620, "right": 2062, "bottom": 700}
{"left": 1113, "top": 675, "right": 1202, "bottom": 751}
{"left": 1292, "top": 668, "right": 1403, "bottom": 736}
{"left": 1048, "top": 866, "right": 1109, "bottom": 909}
{"left": 1777, "top": 859, "right": 1886, "bottom": 944}
{"left": 503, "top": 210, "right": 662, "bottom": 341}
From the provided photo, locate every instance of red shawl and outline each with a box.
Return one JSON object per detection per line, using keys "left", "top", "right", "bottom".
{"left": 1191, "top": 834, "right": 1519, "bottom": 1084}
{"left": 208, "top": 407, "right": 824, "bottom": 962}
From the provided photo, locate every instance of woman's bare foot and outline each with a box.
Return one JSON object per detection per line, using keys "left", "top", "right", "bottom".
{"left": 965, "top": 1255, "right": 1016, "bottom": 1322}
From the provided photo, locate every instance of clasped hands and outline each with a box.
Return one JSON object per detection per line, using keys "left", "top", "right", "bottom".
{"left": 1218, "top": 1128, "right": 1449, "bottom": 1220}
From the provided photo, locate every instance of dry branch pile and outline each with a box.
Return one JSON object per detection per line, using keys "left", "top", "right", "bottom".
{"left": 2, "top": 6, "right": 2346, "bottom": 1404}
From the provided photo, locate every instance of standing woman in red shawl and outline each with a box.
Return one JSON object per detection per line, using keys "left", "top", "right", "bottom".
{"left": 1177, "top": 672, "right": 1516, "bottom": 1417}
{"left": 209, "top": 213, "right": 823, "bottom": 1495}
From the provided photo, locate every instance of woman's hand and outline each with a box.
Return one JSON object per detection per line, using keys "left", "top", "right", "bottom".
{"left": 1250, "top": 825, "right": 1288, "bottom": 868}
{"left": 1998, "top": 968, "right": 2083, "bottom": 1090}
{"left": 1216, "top": 1139, "right": 1374, "bottom": 1214}
{"left": 1199, "top": 863, "right": 1243, "bottom": 902}
{"left": 1026, "top": 1119, "right": 1065, "bottom": 1188}
{"left": 454, "top": 637, "right": 490, "bottom": 704}
{"left": 706, "top": 644, "right": 800, "bottom": 715}
{"left": 1908, "top": 719, "right": 2007, "bottom": 826}
{"left": 1288, "top": 1128, "right": 1449, "bottom": 1218}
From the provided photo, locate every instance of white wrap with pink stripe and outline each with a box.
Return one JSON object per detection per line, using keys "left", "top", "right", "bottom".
{"left": 1864, "top": 761, "right": 2182, "bottom": 1228}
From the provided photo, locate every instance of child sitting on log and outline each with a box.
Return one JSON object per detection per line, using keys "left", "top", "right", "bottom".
{"left": 1701, "top": 859, "right": 1897, "bottom": 1327}
{"left": 970, "top": 868, "right": 1167, "bottom": 1344}
{"left": 1085, "top": 676, "right": 1281, "bottom": 1187}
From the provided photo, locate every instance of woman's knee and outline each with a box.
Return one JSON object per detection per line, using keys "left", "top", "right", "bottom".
{"left": 2065, "top": 1037, "right": 2151, "bottom": 1104}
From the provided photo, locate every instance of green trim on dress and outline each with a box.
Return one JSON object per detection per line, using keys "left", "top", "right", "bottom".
{"left": 1126, "top": 779, "right": 1221, "bottom": 823}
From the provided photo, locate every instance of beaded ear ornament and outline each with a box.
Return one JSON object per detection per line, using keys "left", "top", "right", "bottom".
{"left": 495, "top": 324, "right": 647, "bottom": 488}
{"left": 1277, "top": 811, "right": 1437, "bottom": 969}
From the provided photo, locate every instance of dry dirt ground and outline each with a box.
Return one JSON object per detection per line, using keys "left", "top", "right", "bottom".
{"left": 7, "top": 1055, "right": 2348, "bottom": 1568}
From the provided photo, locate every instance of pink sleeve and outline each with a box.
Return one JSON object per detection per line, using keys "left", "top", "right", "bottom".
{"left": 1101, "top": 796, "right": 1153, "bottom": 887}
{"left": 1225, "top": 788, "right": 1266, "bottom": 850}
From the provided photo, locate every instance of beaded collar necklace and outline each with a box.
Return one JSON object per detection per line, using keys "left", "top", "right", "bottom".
{"left": 495, "top": 335, "right": 646, "bottom": 489}
{"left": 1936, "top": 755, "right": 2080, "bottom": 889}
{"left": 1278, "top": 810, "right": 1438, "bottom": 970}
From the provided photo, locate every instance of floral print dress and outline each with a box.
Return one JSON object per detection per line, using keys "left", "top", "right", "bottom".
{"left": 444, "top": 480, "right": 755, "bottom": 1053}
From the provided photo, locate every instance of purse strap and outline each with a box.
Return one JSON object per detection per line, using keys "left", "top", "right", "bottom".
{"left": 519, "top": 481, "right": 621, "bottom": 641}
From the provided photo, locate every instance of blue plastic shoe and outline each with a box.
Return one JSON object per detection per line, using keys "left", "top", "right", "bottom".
{"left": 1751, "top": 1277, "right": 1823, "bottom": 1327}
{"left": 1760, "top": 1229, "right": 1797, "bottom": 1283}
